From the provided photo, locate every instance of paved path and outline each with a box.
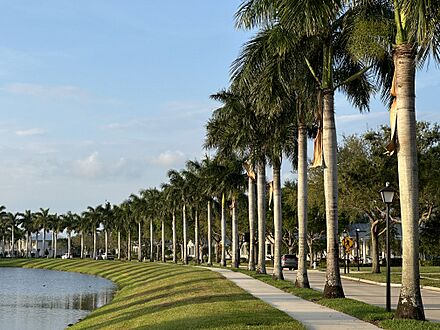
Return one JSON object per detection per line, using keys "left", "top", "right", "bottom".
{"left": 208, "top": 267, "right": 379, "bottom": 330}
{"left": 280, "top": 269, "right": 440, "bottom": 323}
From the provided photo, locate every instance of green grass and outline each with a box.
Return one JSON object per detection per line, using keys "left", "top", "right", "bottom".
{"left": 232, "top": 268, "right": 440, "bottom": 330}
{"left": 344, "top": 266, "right": 440, "bottom": 288}
{"left": 0, "top": 259, "right": 304, "bottom": 330}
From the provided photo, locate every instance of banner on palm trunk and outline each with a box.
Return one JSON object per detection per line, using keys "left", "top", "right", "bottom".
{"left": 311, "top": 127, "right": 323, "bottom": 167}
{"left": 268, "top": 180, "right": 273, "bottom": 210}
{"left": 243, "top": 161, "right": 256, "bottom": 181}
{"left": 386, "top": 70, "right": 397, "bottom": 155}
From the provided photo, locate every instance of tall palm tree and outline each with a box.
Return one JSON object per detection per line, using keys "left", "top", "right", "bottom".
{"left": 49, "top": 213, "right": 63, "bottom": 258}
{"left": 129, "top": 194, "right": 146, "bottom": 261}
{"left": 83, "top": 206, "right": 100, "bottom": 259}
{"left": 162, "top": 182, "right": 180, "bottom": 263}
{"left": 20, "top": 210, "right": 34, "bottom": 258}
{"left": 167, "top": 169, "right": 189, "bottom": 264}
{"left": 379, "top": 1, "right": 440, "bottom": 319}
{"left": 5, "top": 212, "right": 21, "bottom": 257}
{"left": 236, "top": 0, "right": 383, "bottom": 297}
{"left": 206, "top": 91, "right": 269, "bottom": 271}
{"left": 36, "top": 208, "right": 50, "bottom": 257}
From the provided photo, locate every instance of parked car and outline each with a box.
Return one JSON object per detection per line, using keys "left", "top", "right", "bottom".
{"left": 61, "top": 253, "right": 72, "bottom": 259}
{"left": 102, "top": 252, "right": 114, "bottom": 260}
{"left": 281, "top": 254, "right": 298, "bottom": 270}
{"left": 96, "top": 252, "right": 114, "bottom": 260}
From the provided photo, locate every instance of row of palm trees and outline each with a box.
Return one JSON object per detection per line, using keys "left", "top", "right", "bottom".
{"left": 211, "top": 0, "right": 437, "bottom": 320}
{"left": 0, "top": 1, "right": 434, "bottom": 321}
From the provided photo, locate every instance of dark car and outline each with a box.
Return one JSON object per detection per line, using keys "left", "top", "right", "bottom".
{"left": 281, "top": 254, "right": 298, "bottom": 270}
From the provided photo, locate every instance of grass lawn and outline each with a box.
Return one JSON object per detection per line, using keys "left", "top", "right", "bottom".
{"left": 344, "top": 266, "right": 440, "bottom": 288}
{"left": 0, "top": 259, "right": 304, "bottom": 329}
{"left": 232, "top": 268, "right": 440, "bottom": 330}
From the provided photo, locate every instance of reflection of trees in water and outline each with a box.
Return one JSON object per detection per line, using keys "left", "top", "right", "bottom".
{"left": 3, "top": 289, "right": 114, "bottom": 311}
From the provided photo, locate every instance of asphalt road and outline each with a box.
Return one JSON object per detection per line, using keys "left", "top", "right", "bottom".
{"left": 279, "top": 269, "right": 440, "bottom": 323}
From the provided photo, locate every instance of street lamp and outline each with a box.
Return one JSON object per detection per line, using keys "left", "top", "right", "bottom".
{"left": 379, "top": 182, "right": 395, "bottom": 312}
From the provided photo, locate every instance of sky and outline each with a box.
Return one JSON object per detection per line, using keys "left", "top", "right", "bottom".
{"left": 1, "top": 1, "right": 439, "bottom": 214}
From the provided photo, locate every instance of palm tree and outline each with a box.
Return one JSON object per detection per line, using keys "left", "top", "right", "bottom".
{"left": 83, "top": 206, "right": 100, "bottom": 259}
{"left": 49, "top": 213, "right": 63, "bottom": 258}
{"left": 119, "top": 201, "right": 133, "bottom": 261}
{"left": 236, "top": 0, "right": 385, "bottom": 297}
{"left": 20, "top": 210, "right": 34, "bottom": 258}
{"left": 62, "top": 211, "right": 78, "bottom": 258}
{"left": 98, "top": 202, "right": 113, "bottom": 258}
{"left": 5, "top": 212, "right": 21, "bottom": 257}
{"left": 112, "top": 204, "right": 125, "bottom": 260}
{"left": 380, "top": 1, "right": 440, "bottom": 319}
{"left": 167, "top": 169, "right": 189, "bottom": 264}
{"left": 36, "top": 208, "right": 50, "bottom": 257}
{"left": 129, "top": 194, "right": 146, "bottom": 261}
{"left": 206, "top": 91, "right": 268, "bottom": 271}
{"left": 162, "top": 182, "right": 180, "bottom": 263}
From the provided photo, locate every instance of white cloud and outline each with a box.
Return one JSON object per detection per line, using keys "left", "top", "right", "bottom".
{"left": 3, "top": 83, "right": 90, "bottom": 99}
{"left": 336, "top": 111, "right": 387, "bottom": 123}
{"left": 150, "top": 150, "right": 185, "bottom": 167}
{"left": 15, "top": 128, "right": 47, "bottom": 136}
{"left": 73, "top": 152, "right": 104, "bottom": 178}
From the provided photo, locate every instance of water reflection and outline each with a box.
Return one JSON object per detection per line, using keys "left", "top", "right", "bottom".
{"left": 0, "top": 267, "right": 115, "bottom": 330}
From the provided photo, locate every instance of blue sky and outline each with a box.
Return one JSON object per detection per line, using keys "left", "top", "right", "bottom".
{"left": 1, "top": 1, "right": 439, "bottom": 214}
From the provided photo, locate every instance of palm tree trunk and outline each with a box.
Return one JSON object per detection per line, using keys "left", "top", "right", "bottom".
{"left": 54, "top": 232, "right": 57, "bottom": 258}
{"left": 93, "top": 228, "right": 97, "bottom": 259}
{"left": 272, "top": 161, "right": 283, "bottom": 280}
{"left": 256, "top": 161, "right": 267, "bottom": 274}
{"left": 248, "top": 176, "right": 256, "bottom": 271}
{"left": 207, "top": 201, "right": 212, "bottom": 266}
{"left": 220, "top": 193, "right": 227, "bottom": 267}
{"left": 149, "top": 219, "right": 154, "bottom": 262}
{"left": 51, "top": 231, "right": 54, "bottom": 257}
{"left": 26, "top": 231, "right": 29, "bottom": 258}
{"left": 138, "top": 222, "right": 142, "bottom": 261}
{"left": 195, "top": 209, "right": 199, "bottom": 264}
{"left": 11, "top": 225, "right": 15, "bottom": 257}
{"left": 68, "top": 231, "right": 71, "bottom": 257}
{"left": 296, "top": 125, "right": 310, "bottom": 288}
{"left": 128, "top": 229, "right": 132, "bottom": 261}
{"left": 80, "top": 230, "right": 84, "bottom": 259}
{"left": 322, "top": 90, "right": 344, "bottom": 298}
{"left": 42, "top": 228, "right": 46, "bottom": 257}
{"left": 394, "top": 44, "right": 424, "bottom": 320}
{"left": 232, "top": 196, "right": 239, "bottom": 269}
{"left": 172, "top": 211, "right": 177, "bottom": 263}
{"left": 183, "top": 204, "right": 188, "bottom": 264}
{"left": 105, "top": 230, "right": 108, "bottom": 257}
{"left": 117, "top": 230, "right": 121, "bottom": 260}
{"left": 161, "top": 218, "right": 165, "bottom": 262}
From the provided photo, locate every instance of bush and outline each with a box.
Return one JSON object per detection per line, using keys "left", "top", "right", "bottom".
{"left": 421, "top": 257, "right": 440, "bottom": 266}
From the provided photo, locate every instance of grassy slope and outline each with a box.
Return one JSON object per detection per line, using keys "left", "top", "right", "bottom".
{"left": 0, "top": 259, "right": 304, "bottom": 330}
{"left": 233, "top": 269, "right": 440, "bottom": 330}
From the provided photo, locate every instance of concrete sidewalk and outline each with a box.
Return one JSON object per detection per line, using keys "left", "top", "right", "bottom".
{"left": 280, "top": 269, "right": 440, "bottom": 323}
{"left": 208, "top": 267, "right": 379, "bottom": 330}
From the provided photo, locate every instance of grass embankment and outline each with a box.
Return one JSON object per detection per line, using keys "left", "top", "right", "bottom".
{"left": 233, "top": 269, "right": 440, "bottom": 330}
{"left": 343, "top": 266, "right": 440, "bottom": 288}
{"left": 0, "top": 259, "right": 304, "bottom": 330}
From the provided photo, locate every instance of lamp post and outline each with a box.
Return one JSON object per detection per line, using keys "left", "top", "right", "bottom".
{"left": 379, "top": 182, "right": 395, "bottom": 312}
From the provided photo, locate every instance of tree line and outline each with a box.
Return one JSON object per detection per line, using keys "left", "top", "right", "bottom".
{"left": 1, "top": 0, "right": 440, "bottom": 322}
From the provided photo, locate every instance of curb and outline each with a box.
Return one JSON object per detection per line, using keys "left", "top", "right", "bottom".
{"left": 341, "top": 275, "right": 401, "bottom": 287}
{"left": 341, "top": 275, "right": 440, "bottom": 293}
